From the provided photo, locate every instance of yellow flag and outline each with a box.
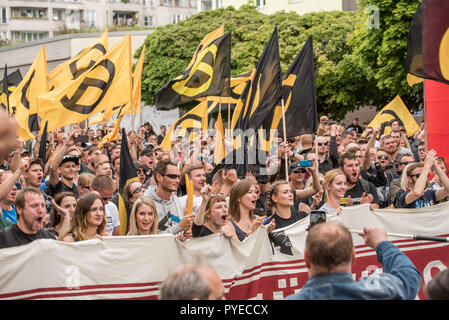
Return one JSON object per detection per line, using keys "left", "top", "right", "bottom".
{"left": 132, "top": 45, "right": 145, "bottom": 114}
{"left": 38, "top": 34, "right": 132, "bottom": 133}
{"left": 368, "top": 95, "right": 420, "bottom": 138}
{"left": 160, "top": 100, "right": 208, "bottom": 152}
{"left": 214, "top": 112, "right": 225, "bottom": 165}
{"left": 186, "top": 25, "right": 224, "bottom": 71}
{"left": 10, "top": 46, "right": 49, "bottom": 141}
{"left": 48, "top": 28, "right": 108, "bottom": 90}
{"left": 407, "top": 73, "right": 424, "bottom": 87}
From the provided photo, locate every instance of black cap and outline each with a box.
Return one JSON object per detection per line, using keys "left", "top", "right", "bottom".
{"left": 289, "top": 161, "right": 303, "bottom": 172}
{"left": 60, "top": 154, "right": 79, "bottom": 166}
{"left": 140, "top": 148, "right": 153, "bottom": 157}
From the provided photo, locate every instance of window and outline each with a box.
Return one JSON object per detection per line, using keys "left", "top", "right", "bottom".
{"left": 215, "top": 0, "right": 222, "bottom": 9}
{"left": 12, "top": 7, "right": 47, "bottom": 19}
{"left": 0, "top": 32, "right": 7, "bottom": 41}
{"left": 0, "top": 7, "right": 6, "bottom": 24}
{"left": 85, "top": 10, "right": 96, "bottom": 27}
{"left": 12, "top": 31, "right": 48, "bottom": 43}
{"left": 172, "top": 14, "right": 182, "bottom": 24}
{"left": 144, "top": 16, "right": 153, "bottom": 27}
{"left": 256, "top": 0, "right": 266, "bottom": 7}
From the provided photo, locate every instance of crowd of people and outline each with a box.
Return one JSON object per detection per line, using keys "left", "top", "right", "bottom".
{"left": 0, "top": 108, "right": 447, "bottom": 300}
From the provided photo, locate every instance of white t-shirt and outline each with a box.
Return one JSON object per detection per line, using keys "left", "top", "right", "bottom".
{"left": 105, "top": 202, "right": 120, "bottom": 235}
{"left": 179, "top": 195, "right": 203, "bottom": 215}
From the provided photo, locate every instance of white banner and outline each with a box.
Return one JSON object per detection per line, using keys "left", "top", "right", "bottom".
{"left": 1, "top": 203, "right": 449, "bottom": 300}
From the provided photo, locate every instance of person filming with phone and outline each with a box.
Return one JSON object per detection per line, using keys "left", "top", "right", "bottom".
{"left": 285, "top": 223, "right": 422, "bottom": 300}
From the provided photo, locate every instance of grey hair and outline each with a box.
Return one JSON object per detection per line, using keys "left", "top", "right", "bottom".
{"left": 159, "top": 264, "right": 211, "bottom": 300}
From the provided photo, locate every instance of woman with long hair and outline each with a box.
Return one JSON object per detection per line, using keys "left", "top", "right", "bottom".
{"left": 266, "top": 181, "right": 307, "bottom": 230}
{"left": 61, "top": 193, "right": 107, "bottom": 242}
{"left": 228, "top": 179, "right": 275, "bottom": 241}
{"left": 48, "top": 191, "right": 77, "bottom": 238}
{"left": 127, "top": 197, "right": 159, "bottom": 236}
{"left": 319, "top": 169, "right": 349, "bottom": 215}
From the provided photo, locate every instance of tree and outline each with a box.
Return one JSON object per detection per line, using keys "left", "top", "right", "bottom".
{"left": 350, "top": 0, "right": 423, "bottom": 113}
{"left": 137, "top": 5, "right": 379, "bottom": 119}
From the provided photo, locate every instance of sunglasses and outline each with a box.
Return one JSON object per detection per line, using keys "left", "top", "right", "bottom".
{"left": 102, "top": 196, "right": 112, "bottom": 202}
{"left": 400, "top": 161, "right": 413, "bottom": 166}
{"left": 131, "top": 187, "right": 143, "bottom": 196}
{"left": 80, "top": 185, "right": 92, "bottom": 190}
{"left": 377, "top": 155, "right": 389, "bottom": 160}
{"left": 165, "top": 174, "right": 180, "bottom": 179}
{"left": 293, "top": 169, "right": 307, "bottom": 174}
{"left": 137, "top": 169, "right": 145, "bottom": 174}
{"left": 408, "top": 173, "right": 421, "bottom": 179}
{"left": 317, "top": 142, "right": 329, "bottom": 146}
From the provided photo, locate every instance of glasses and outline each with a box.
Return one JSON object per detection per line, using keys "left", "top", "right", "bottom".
{"left": 400, "top": 161, "right": 413, "bottom": 166}
{"left": 408, "top": 173, "right": 421, "bottom": 179}
{"left": 418, "top": 149, "right": 426, "bottom": 152}
{"left": 165, "top": 174, "right": 180, "bottom": 179}
{"left": 137, "top": 169, "right": 146, "bottom": 174}
{"left": 131, "top": 187, "right": 143, "bottom": 196}
{"left": 436, "top": 157, "right": 445, "bottom": 161}
{"left": 293, "top": 169, "right": 306, "bottom": 174}
{"left": 377, "top": 155, "right": 389, "bottom": 160}
{"left": 80, "top": 185, "right": 91, "bottom": 190}
{"left": 317, "top": 142, "right": 329, "bottom": 146}
{"left": 102, "top": 196, "right": 112, "bottom": 202}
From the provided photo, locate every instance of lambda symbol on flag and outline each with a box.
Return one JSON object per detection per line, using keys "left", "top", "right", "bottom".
{"left": 69, "top": 43, "right": 107, "bottom": 80}
{"left": 60, "top": 59, "right": 115, "bottom": 114}
{"left": 171, "top": 44, "right": 219, "bottom": 97}
{"left": 20, "top": 70, "right": 35, "bottom": 112}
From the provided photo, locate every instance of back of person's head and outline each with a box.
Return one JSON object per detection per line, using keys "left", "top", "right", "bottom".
{"left": 91, "top": 174, "right": 114, "bottom": 192}
{"left": 300, "top": 134, "right": 313, "bottom": 146}
{"left": 228, "top": 179, "right": 256, "bottom": 222}
{"left": 306, "top": 223, "right": 353, "bottom": 271}
{"left": 425, "top": 269, "right": 449, "bottom": 300}
{"left": 127, "top": 197, "right": 159, "bottom": 236}
{"left": 212, "top": 169, "right": 225, "bottom": 187}
{"left": 266, "top": 180, "right": 289, "bottom": 208}
{"left": 159, "top": 264, "right": 217, "bottom": 300}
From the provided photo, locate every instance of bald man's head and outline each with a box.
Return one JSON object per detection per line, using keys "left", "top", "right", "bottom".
{"left": 159, "top": 264, "right": 225, "bottom": 300}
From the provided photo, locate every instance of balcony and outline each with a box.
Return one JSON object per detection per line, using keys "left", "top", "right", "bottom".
{"left": 112, "top": 11, "right": 138, "bottom": 26}
{"left": 10, "top": 7, "right": 48, "bottom": 20}
{"left": 159, "top": 0, "right": 197, "bottom": 8}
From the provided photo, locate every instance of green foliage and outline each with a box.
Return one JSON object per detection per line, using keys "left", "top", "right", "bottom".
{"left": 351, "top": 0, "right": 422, "bottom": 112}
{"left": 139, "top": 3, "right": 422, "bottom": 119}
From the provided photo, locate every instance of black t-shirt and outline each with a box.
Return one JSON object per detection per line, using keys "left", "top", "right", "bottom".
{"left": 46, "top": 180, "right": 79, "bottom": 198}
{"left": 273, "top": 208, "right": 308, "bottom": 230}
{"left": 344, "top": 179, "right": 379, "bottom": 206}
{"left": 0, "top": 224, "right": 56, "bottom": 249}
{"left": 192, "top": 222, "right": 214, "bottom": 238}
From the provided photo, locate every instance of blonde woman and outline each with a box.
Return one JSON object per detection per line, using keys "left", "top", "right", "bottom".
{"left": 127, "top": 197, "right": 159, "bottom": 236}
{"left": 266, "top": 180, "right": 306, "bottom": 230}
{"left": 61, "top": 193, "right": 107, "bottom": 242}
{"left": 319, "top": 169, "right": 348, "bottom": 215}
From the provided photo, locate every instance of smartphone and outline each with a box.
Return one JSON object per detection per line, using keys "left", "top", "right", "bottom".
{"left": 340, "top": 197, "right": 348, "bottom": 205}
{"left": 300, "top": 160, "right": 313, "bottom": 167}
{"left": 309, "top": 210, "right": 326, "bottom": 227}
{"left": 74, "top": 135, "right": 89, "bottom": 143}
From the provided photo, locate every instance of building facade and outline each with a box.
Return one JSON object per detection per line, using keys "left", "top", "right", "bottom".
{"left": 222, "top": 0, "right": 357, "bottom": 15}
{"left": 0, "top": 0, "right": 207, "bottom": 45}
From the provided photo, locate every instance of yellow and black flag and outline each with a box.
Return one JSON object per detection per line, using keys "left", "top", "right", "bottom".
{"left": 261, "top": 35, "right": 317, "bottom": 147}
{"left": 368, "top": 95, "right": 420, "bottom": 138}
{"left": 1, "top": 66, "right": 22, "bottom": 114}
{"left": 48, "top": 28, "right": 108, "bottom": 90}
{"left": 160, "top": 100, "right": 209, "bottom": 152}
{"left": 118, "top": 128, "right": 139, "bottom": 235}
{"left": 155, "top": 29, "right": 231, "bottom": 110}
{"left": 405, "top": 0, "right": 449, "bottom": 86}
{"left": 38, "top": 34, "right": 132, "bottom": 133}
{"left": 9, "top": 46, "right": 49, "bottom": 141}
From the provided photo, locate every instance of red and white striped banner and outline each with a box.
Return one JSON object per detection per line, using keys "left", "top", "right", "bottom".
{"left": 1, "top": 203, "right": 448, "bottom": 300}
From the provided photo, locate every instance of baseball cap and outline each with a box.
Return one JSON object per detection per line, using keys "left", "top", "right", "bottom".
{"left": 140, "top": 148, "right": 153, "bottom": 157}
{"left": 60, "top": 154, "right": 79, "bottom": 166}
{"left": 289, "top": 161, "right": 302, "bottom": 173}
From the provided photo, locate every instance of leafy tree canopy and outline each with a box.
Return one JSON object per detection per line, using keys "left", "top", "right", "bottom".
{"left": 138, "top": 3, "right": 421, "bottom": 120}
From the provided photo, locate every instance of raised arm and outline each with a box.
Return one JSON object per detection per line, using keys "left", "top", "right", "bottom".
{"left": 49, "top": 130, "right": 78, "bottom": 187}
{"left": 405, "top": 150, "right": 435, "bottom": 205}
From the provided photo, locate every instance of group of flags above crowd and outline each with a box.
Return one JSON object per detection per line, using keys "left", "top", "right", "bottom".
{"left": 0, "top": 0, "right": 448, "bottom": 164}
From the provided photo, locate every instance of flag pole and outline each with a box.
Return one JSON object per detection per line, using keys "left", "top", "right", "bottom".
{"left": 281, "top": 97, "right": 289, "bottom": 182}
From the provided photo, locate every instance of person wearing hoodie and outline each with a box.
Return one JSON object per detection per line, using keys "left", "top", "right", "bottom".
{"left": 144, "top": 160, "right": 194, "bottom": 236}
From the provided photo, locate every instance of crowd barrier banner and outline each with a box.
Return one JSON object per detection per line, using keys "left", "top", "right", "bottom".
{"left": 0, "top": 203, "right": 448, "bottom": 300}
